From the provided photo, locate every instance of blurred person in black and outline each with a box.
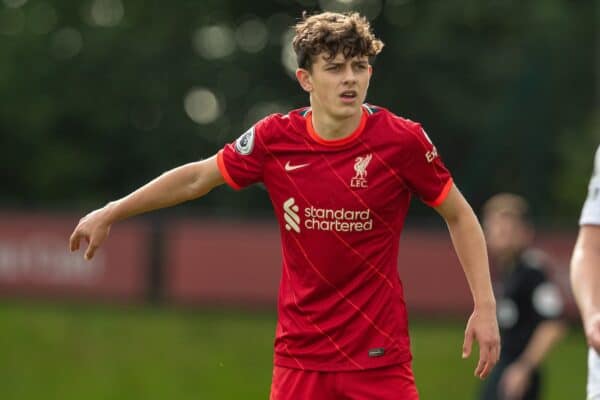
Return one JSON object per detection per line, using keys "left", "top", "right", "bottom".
{"left": 479, "top": 193, "right": 566, "bottom": 400}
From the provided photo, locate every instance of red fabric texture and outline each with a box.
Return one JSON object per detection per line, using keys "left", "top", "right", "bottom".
{"left": 220, "top": 105, "right": 452, "bottom": 371}
{"left": 270, "top": 362, "right": 419, "bottom": 400}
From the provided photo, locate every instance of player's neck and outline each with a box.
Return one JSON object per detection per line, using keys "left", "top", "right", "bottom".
{"left": 310, "top": 107, "right": 363, "bottom": 141}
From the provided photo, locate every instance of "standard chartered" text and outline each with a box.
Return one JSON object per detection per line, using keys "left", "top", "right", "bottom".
{"left": 303, "top": 206, "right": 373, "bottom": 232}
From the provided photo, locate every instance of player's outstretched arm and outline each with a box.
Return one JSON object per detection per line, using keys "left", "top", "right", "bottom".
{"left": 571, "top": 225, "right": 600, "bottom": 353}
{"left": 69, "top": 155, "right": 225, "bottom": 260}
{"left": 434, "top": 184, "right": 500, "bottom": 380}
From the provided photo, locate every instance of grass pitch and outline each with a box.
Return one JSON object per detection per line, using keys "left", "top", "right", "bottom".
{"left": 0, "top": 302, "right": 586, "bottom": 399}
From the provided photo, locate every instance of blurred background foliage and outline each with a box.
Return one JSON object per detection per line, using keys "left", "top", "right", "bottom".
{"left": 0, "top": 0, "right": 597, "bottom": 221}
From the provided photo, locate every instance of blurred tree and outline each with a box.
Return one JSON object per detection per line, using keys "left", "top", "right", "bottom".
{"left": 0, "top": 0, "right": 596, "bottom": 222}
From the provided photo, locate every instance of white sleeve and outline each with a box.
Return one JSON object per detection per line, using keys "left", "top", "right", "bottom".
{"left": 580, "top": 145, "right": 600, "bottom": 226}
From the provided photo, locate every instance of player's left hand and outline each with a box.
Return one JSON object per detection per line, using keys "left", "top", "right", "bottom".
{"left": 462, "top": 305, "right": 500, "bottom": 379}
{"left": 498, "top": 361, "right": 531, "bottom": 400}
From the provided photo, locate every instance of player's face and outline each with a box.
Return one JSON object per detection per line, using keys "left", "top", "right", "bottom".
{"left": 483, "top": 212, "right": 532, "bottom": 260}
{"left": 297, "top": 52, "right": 372, "bottom": 119}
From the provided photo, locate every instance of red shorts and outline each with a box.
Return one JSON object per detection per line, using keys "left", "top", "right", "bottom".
{"left": 269, "top": 362, "right": 419, "bottom": 400}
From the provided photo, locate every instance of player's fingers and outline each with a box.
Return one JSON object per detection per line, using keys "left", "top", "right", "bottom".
{"left": 482, "top": 342, "right": 500, "bottom": 379}
{"left": 479, "top": 358, "right": 493, "bottom": 379}
{"left": 69, "top": 230, "right": 82, "bottom": 252}
{"left": 487, "top": 340, "right": 498, "bottom": 367}
{"left": 474, "top": 359, "right": 485, "bottom": 378}
{"left": 462, "top": 330, "right": 474, "bottom": 358}
{"left": 486, "top": 334, "right": 501, "bottom": 375}
{"left": 476, "top": 345, "right": 492, "bottom": 379}
{"left": 84, "top": 242, "right": 98, "bottom": 260}
{"left": 474, "top": 356, "right": 485, "bottom": 378}
{"left": 490, "top": 347, "right": 499, "bottom": 372}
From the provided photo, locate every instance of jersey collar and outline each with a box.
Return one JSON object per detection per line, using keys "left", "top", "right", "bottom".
{"left": 306, "top": 106, "right": 368, "bottom": 147}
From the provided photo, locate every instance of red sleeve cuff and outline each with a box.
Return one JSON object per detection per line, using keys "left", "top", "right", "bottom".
{"left": 217, "top": 149, "right": 242, "bottom": 191}
{"left": 424, "top": 178, "right": 453, "bottom": 207}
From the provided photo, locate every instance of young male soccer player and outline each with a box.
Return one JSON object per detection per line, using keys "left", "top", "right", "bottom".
{"left": 479, "top": 193, "right": 566, "bottom": 400}
{"left": 69, "top": 12, "right": 500, "bottom": 399}
{"left": 571, "top": 146, "right": 600, "bottom": 400}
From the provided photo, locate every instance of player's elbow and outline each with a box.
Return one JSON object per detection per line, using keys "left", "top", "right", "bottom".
{"left": 187, "top": 172, "right": 211, "bottom": 200}
{"left": 186, "top": 159, "right": 224, "bottom": 199}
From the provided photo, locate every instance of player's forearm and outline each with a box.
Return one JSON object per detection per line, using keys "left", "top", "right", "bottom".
{"left": 445, "top": 208, "right": 496, "bottom": 309}
{"left": 571, "top": 256, "right": 600, "bottom": 322}
{"left": 103, "top": 158, "right": 221, "bottom": 224}
{"left": 570, "top": 229, "right": 600, "bottom": 322}
{"left": 517, "top": 320, "right": 567, "bottom": 369}
{"left": 435, "top": 186, "right": 496, "bottom": 309}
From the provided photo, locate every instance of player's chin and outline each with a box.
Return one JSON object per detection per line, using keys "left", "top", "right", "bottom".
{"left": 334, "top": 102, "right": 362, "bottom": 117}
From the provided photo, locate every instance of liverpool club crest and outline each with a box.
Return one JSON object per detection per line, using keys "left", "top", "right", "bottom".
{"left": 351, "top": 154, "right": 372, "bottom": 188}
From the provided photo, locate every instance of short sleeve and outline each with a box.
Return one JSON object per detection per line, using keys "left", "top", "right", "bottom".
{"left": 580, "top": 146, "right": 600, "bottom": 226}
{"left": 217, "top": 116, "right": 273, "bottom": 190}
{"left": 400, "top": 124, "right": 453, "bottom": 207}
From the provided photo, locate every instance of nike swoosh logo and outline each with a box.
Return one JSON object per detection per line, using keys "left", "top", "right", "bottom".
{"left": 285, "top": 161, "right": 310, "bottom": 171}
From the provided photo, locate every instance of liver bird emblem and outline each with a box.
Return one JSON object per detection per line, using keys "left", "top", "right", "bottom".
{"left": 353, "top": 154, "right": 372, "bottom": 180}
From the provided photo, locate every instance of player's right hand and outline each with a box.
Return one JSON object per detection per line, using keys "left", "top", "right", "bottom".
{"left": 69, "top": 207, "right": 112, "bottom": 261}
{"left": 585, "top": 313, "right": 600, "bottom": 354}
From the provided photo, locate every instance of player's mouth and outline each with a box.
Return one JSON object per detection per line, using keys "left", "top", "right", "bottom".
{"left": 339, "top": 90, "right": 358, "bottom": 103}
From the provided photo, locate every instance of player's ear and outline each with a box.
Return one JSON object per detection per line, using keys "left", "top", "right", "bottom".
{"left": 368, "top": 65, "right": 373, "bottom": 76}
{"left": 296, "top": 68, "right": 313, "bottom": 93}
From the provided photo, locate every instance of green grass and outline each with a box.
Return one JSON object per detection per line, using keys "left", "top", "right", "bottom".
{"left": 0, "top": 302, "right": 587, "bottom": 399}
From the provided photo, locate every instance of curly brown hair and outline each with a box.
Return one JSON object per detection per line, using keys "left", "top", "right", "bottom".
{"left": 292, "top": 11, "right": 384, "bottom": 70}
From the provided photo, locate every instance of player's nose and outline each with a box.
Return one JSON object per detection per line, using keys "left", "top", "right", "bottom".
{"left": 341, "top": 66, "right": 358, "bottom": 84}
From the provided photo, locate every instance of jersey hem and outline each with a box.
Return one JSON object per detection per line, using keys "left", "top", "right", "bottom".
{"left": 273, "top": 352, "right": 412, "bottom": 372}
{"left": 424, "top": 178, "right": 453, "bottom": 207}
{"left": 216, "top": 150, "right": 242, "bottom": 190}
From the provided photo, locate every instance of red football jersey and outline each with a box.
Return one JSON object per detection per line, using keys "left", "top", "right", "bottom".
{"left": 217, "top": 104, "right": 452, "bottom": 371}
